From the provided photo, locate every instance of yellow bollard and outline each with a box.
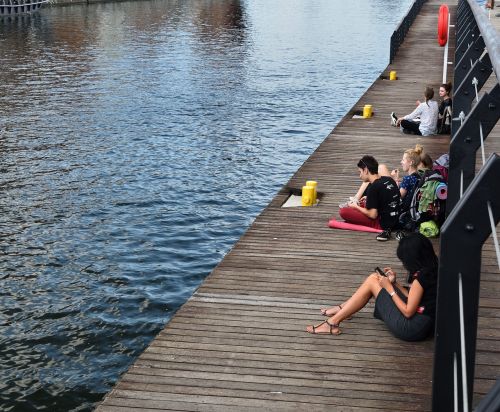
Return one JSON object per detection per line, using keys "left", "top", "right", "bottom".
{"left": 363, "top": 104, "right": 373, "bottom": 118}
{"left": 306, "top": 180, "right": 317, "bottom": 204}
{"left": 301, "top": 185, "right": 315, "bottom": 207}
{"left": 389, "top": 70, "right": 397, "bottom": 80}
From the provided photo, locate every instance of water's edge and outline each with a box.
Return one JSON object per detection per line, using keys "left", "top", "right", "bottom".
{"left": 0, "top": 1, "right": 416, "bottom": 410}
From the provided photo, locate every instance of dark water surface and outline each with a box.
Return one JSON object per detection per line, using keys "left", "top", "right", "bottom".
{"left": 0, "top": 0, "right": 413, "bottom": 410}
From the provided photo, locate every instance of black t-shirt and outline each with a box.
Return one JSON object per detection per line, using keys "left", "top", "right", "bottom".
{"left": 410, "top": 269, "right": 437, "bottom": 319}
{"left": 365, "top": 176, "right": 400, "bottom": 229}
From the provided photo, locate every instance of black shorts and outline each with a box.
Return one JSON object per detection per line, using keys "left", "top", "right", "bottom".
{"left": 374, "top": 288, "right": 433, "bottom": 341}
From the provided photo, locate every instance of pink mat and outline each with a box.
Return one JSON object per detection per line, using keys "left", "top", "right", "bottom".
{"left": 328, "top": 218, "right": 382, "bottom": 233}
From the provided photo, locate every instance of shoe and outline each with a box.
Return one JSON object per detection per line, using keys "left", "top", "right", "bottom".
{"left": 390, "top": 112, "right": 398, "bottom": 126}
{"left": 376, "top": 230, "right": 391, "bottom": 241}
{"left": 306, "top": 320, "right": 341, "bottom": 335}
{"left": 395, "top": 231, "right": 405, "bottom": 241}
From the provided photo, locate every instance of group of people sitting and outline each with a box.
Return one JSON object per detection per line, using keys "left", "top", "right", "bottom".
{"left": 308, "top": 149, "right": 445, "bottom": 341}
{"left": 306, "top": 84, "right": 453, "bottom": 342}
{"left": 335, "top": 81, "right": 453, "bottom": 241}
{"left": 338, "top": 144, "right": 444, "bottom": 241}
{"left": 391, "top": 82, "right": 452, "bottom": 136}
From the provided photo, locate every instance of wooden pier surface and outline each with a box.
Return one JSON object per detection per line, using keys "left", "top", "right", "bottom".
{"left": 96, "top": 1, "right": 500, "bottom": 410}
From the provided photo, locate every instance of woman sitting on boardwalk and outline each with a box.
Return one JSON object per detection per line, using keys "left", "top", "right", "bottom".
{"left": 391, "top": 86, "right": 439, "bottom": 136}
{"left": 306, "top": 232, "right": 437, "bottom": 342}
{"left": 384, "top": 144, "right": 423, "bottom": 211}
{"left": 437, "top": 82, "right": 452, "bottom": 134}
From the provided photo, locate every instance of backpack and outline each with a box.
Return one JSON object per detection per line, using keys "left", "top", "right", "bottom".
{"left": 433, "top": 153, "right": 449, "bottom": 182}
{"left": 399, "top": 169, "right": 447, "bottom": 231}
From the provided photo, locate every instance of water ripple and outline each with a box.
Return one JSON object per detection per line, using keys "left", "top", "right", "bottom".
{"left": 1, "top": 0, "right": 414, "bottom": 410}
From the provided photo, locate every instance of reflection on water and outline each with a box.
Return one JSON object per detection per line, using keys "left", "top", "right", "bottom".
{"left": 0, "top": 0, "right": 413, "bottom": 410}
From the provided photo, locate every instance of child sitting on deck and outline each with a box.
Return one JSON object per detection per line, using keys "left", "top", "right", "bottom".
{"left": 338, "top": 155, "right": 400, "bottom": 241}
{"left": 306, "top": 232, "right": 437, "bottom": 342}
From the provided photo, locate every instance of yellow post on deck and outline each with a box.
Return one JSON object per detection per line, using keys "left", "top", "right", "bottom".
{"left": 301, "top": 185, "right": 315, "bottom": 207}
{"left": 363, "top": 104, "right": 373, "bottom": 118}
{"left": 305, "top": 180, "right": 317, "bottom": 204}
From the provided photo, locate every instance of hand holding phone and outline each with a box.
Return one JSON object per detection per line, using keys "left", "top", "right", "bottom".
{"left": 375, "top": 267, "right": 387, "bottom": 277}
{"left": 384, "top": 267, "right": 396, "bottom": 284}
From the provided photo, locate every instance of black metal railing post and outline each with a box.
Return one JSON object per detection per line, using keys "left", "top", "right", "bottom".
{"left": 454, "top": 35, "right": 487, "bottom": 88}
{"left": 389, "top": 0, "right": 427, "bottom": 64}
{"left": 432, "top": 0, "right": 500, "bottom": 410}
{"left": 447, "top": 83, "right": 500, "bottom": 212}
{"left": 432, "top": 154, "right": 500, "bottom": 411}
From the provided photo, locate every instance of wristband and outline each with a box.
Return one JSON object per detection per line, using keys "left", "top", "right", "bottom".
{"left": 389, "top": 291, "right": 396, "bottom": 297}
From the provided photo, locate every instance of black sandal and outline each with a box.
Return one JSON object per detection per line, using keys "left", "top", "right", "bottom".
{"left": 307, "top": 320, "right": 341, "bottom": 335}
{"left": 320, "top": 304, "right": 342, "bottom": 316}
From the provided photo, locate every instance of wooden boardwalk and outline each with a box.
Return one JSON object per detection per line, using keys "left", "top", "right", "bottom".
{"left": 96, "top": 1, "right": 500, "bottom": 410}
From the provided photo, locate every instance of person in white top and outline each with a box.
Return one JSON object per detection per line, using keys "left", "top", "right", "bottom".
{"left": 391, "top": 86, "right": 439, "bottom": 136}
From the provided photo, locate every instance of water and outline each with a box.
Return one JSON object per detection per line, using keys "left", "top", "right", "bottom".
{"left": 0, "top": 0, "right": 413, "bottom": 410}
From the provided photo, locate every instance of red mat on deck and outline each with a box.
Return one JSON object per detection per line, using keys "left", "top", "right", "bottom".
{"left": 328, "top": 218, "right": 382, "bottom": 233}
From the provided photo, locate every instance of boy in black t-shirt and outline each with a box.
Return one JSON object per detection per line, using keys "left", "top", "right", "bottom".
{"left": 339, "top": 155, "right": 400, "bottom": 241}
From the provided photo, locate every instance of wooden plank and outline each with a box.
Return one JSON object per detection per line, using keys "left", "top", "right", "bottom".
{"left": 96, "top": 1, "right": 500, "bottom": 410}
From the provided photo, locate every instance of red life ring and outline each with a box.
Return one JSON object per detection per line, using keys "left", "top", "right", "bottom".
{"left": 438, "top": 4, "right": 449, "bottom": 47}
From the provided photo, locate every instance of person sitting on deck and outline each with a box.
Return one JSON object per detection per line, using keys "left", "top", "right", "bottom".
{"left": 382, "top": 145, "right": 422, "bottom": 192}
{"left": 338, "top": 155, "right": 400, "bottom": 241}
{"left": 437, "top": 81, "right": 453, "bottom": 134}
{"left": 306, "top": 232, "right": 437, "bottom": 342}
{"left": 419, "top": 152, "right": 433, "bottom": 171}
{"left": 343, "top": 144, "right": 425, "bottom": 210}
{"left": 390, "top": 86, "right": 439, "bottom": 136}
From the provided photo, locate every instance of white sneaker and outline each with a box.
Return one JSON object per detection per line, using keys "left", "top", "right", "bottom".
{"left": 390, "top": 112, "right": 398, "bottom": 127}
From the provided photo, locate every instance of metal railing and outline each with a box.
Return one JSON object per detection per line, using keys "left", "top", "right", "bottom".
{"left": 390, "top": 0, "right": 427, "bottom": 63}
{"left": 0, "top": 0, "right": 47, "bottom": 15}
{"left": 432, "top": 0, "right": 500, "bottom": 410}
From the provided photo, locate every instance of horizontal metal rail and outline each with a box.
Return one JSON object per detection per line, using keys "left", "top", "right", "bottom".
{"left": 0, "top": 0, "right": 48, "bottom": 6}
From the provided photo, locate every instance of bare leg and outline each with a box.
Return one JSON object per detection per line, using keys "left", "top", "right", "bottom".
{"left": 354, "top": 182, "right": 369, "bottom": 200}
{"left": 378, "top": 164, "right": 391, "bottom": 176}
{"left": 320, "top": 303, "right": 346, "bottom": 317}
{"left": 307, "top": 274, "right": 382, "bottom": 334}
